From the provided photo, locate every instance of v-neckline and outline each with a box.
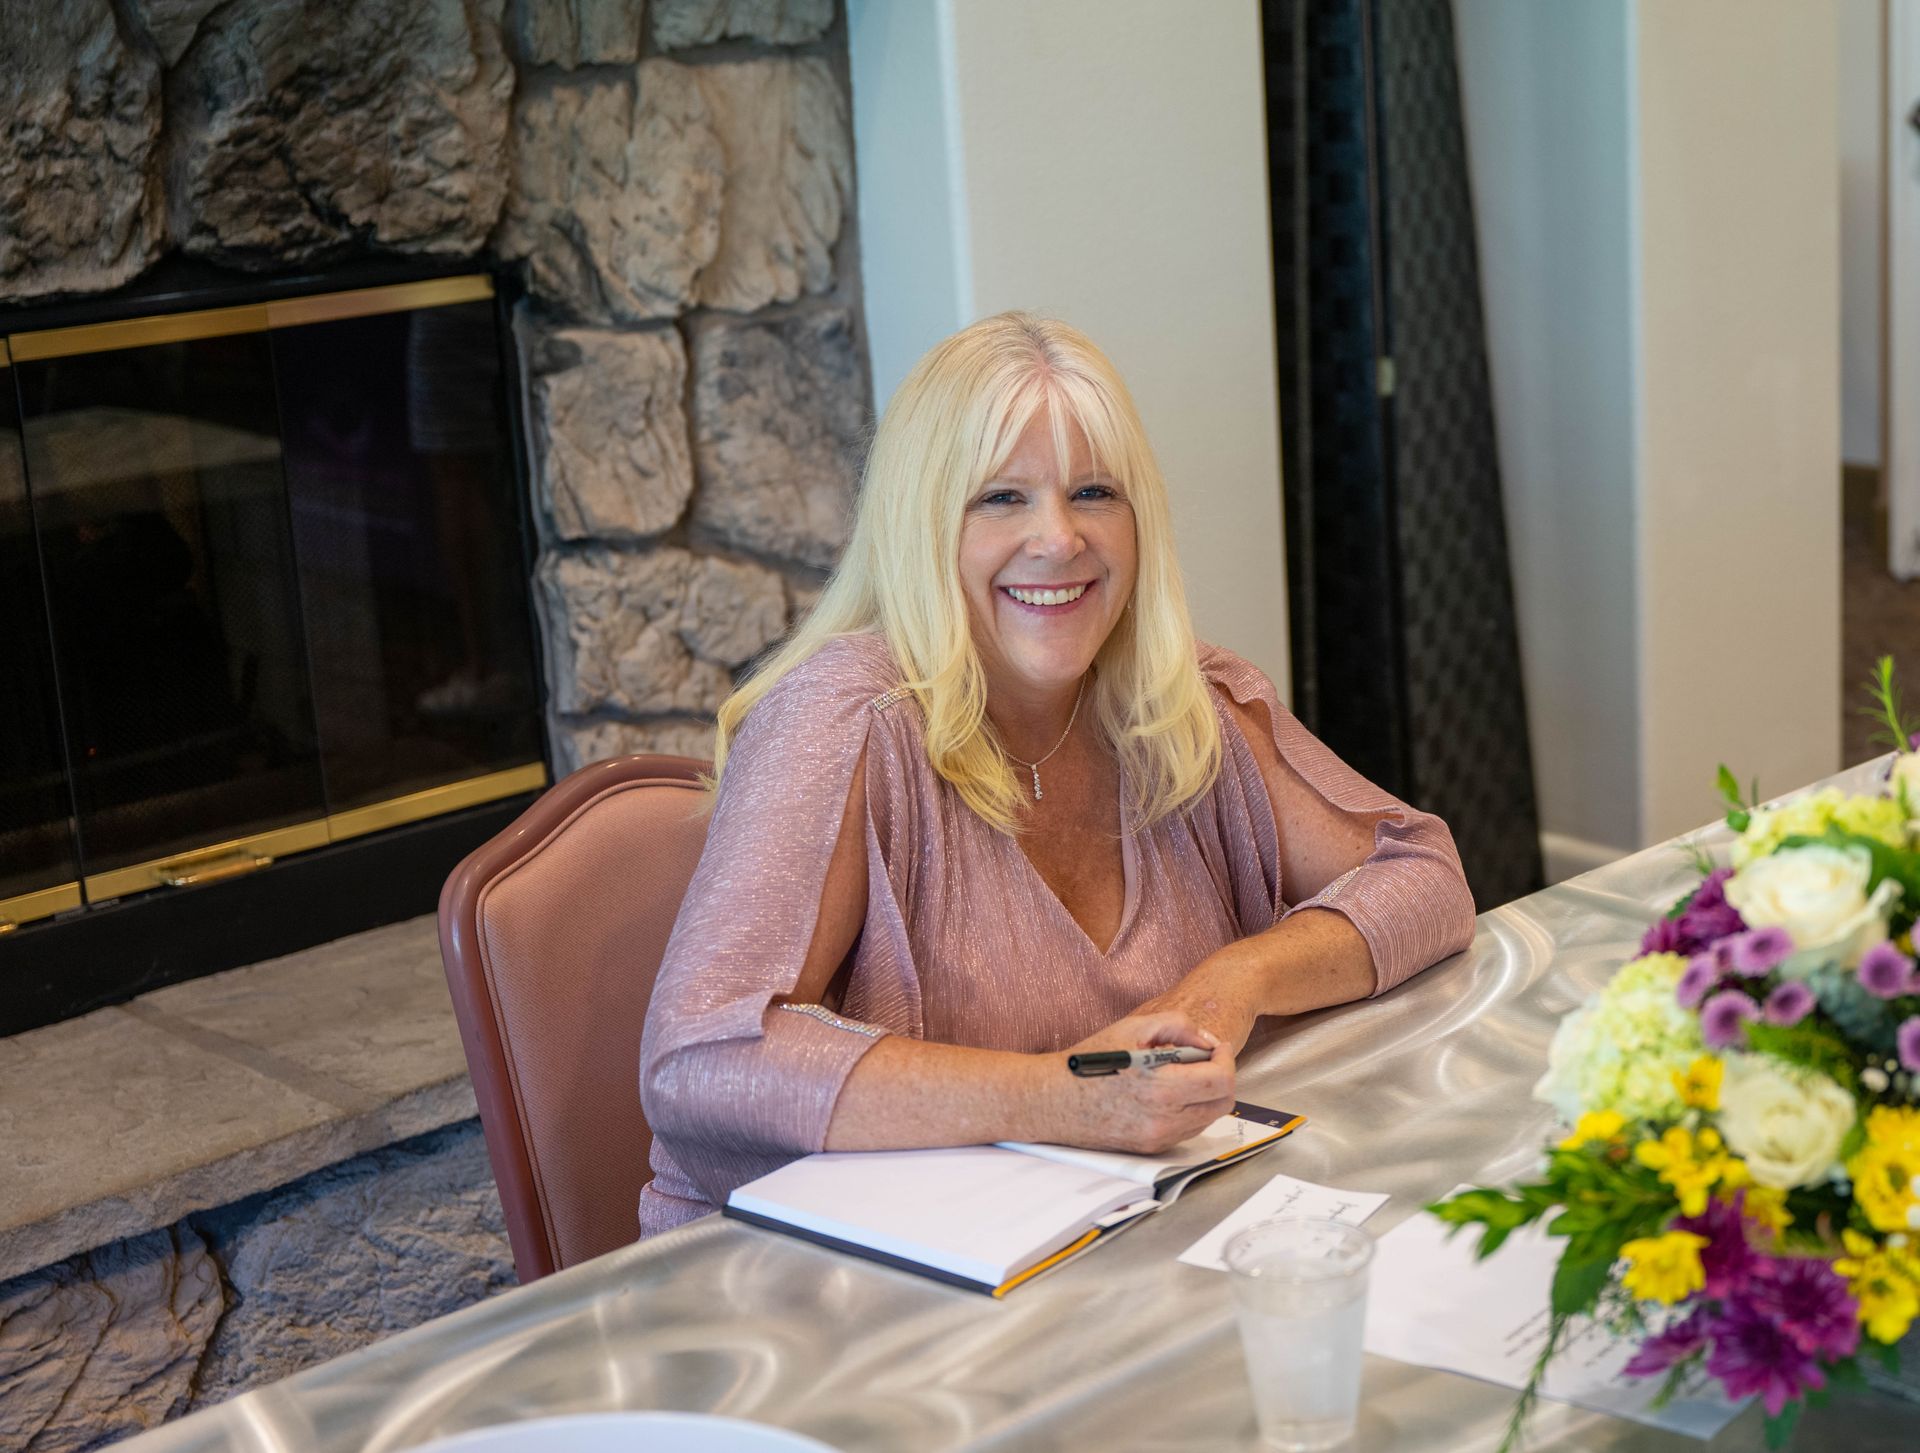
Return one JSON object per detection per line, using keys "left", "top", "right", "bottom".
{"left": 1009, "top": 786, "right": 1139, "bottom": 959}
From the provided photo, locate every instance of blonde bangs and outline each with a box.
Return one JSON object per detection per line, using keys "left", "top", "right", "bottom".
{"left": 712, "top": 313, "right": 1223, "bottom": 834}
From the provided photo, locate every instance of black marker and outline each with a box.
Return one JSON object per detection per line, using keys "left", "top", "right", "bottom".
{"left": 1068, "top": 1046, "right": 1213, "bottom": 1076}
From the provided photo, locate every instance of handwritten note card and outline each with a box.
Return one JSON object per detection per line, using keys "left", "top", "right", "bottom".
{"left": 1364, "top": 1203, "right": 1746, "bottom": 1438}
{"left": 1177, "top": 1172, "right": 1390, "bottom": 1271}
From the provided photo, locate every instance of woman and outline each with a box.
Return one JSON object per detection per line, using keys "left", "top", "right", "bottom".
{"left": 638, "top": 314, "right": 1475, "bottom": 1234}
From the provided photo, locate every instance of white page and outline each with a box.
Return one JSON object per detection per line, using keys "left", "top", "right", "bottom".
{"left": 998, "top": 1113, "right": 1277, "bottom": 1186}
{"left": 1364, "top": 1206, "right": 1745, "bottom": 1438}
{"left": 727, "top": 1145, "right": 1145, "bottom": 1287}
{"left": 1177, "top": 1172, "right": 1389, "bottom": 1270}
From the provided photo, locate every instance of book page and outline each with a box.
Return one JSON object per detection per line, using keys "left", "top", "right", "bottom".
{"left": 727, "top": 1145, "right": 1147, "bottom": 1287}
{"left": 997, "top": 1111, "right": 1282, "bottom": 1186}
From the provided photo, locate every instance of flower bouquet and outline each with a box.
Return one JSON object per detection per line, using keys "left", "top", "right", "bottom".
{"left": 1432, "top": 659, "right": 1920, "bottom": 1449}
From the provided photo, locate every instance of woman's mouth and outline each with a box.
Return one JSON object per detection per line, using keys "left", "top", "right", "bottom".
{"left": 1001, "top": 582, "right": 1093, "bottom": 612}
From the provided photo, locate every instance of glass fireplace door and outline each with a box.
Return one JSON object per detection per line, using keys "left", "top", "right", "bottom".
{"left": 13, "top": 314, "right": 330, "bottom": 900}
{"left": 0, "top": 339, "right": 85, "bottom": 928}
{"left": 1, "top": 276, "right": 545, "bottom": 925}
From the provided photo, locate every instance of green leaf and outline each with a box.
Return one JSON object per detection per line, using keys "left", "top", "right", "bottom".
{"left": 1717, "top": 764, "right": 1745, "bottom": 810}
{"left": 1550, "top": 1251, "right": 1614, "bottom": 1319}
{"left": 1744, "top": 1019, "right": 1861, "bottom": 1091}
{"left": 1427, "top": 1187, "right": 1555, "bottom": 1261}
{"left": 1873, "top": 1338, "right": 1904, "bottom": 1374}
{"left": 1763, "top": 1398, "right": 1804, "bottom": 1451}
{"left": 1859, "top": 655, "right": 1918, "bottom": 752}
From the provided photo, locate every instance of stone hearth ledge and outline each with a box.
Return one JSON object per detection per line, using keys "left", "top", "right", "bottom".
{"left": 0, "top": 915, "right": 478, "bottom": 1284}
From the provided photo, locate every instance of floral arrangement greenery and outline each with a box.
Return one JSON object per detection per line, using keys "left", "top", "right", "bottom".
{"left": 1431, "top": 659, "right": 1920, "bottom": 1450}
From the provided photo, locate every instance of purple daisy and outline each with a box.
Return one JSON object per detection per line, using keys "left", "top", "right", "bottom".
{"left": 1899, "top": 1016, "right": 1920, "bottom": 1075}
{"left": 1763, "top": 981, "right": 1816, "bottom": 1027}
{"left": 1675, "top": 1195, "right": 1767, "bottom": 1300}
{"left": 1744, "top": 1257, "right": 1861, "bottom": 1360}
{"left": 1677, "top": 954, "right": 1720, "bottom": 1010}
{"left": 1677, "top": 868, "right": 1745, "bottom": 950}
{"left": 1700, "top": 989, "right": 1763, "bottom": 1049}
{"left": 1729, "top": 926, "right": 1794, "bottom": 977}
{"left": 1623, "top": 1311, "right": 1710, "bottom": 1379}
{"left": 1859, "top": 942, "right": 1916, "bottom": 1000}
{"left": 1706, "top": 1301, "right": 1828, "bottom": 1417}
{"left": 1642, "top": 916, "right": 1689, "bottom": 957}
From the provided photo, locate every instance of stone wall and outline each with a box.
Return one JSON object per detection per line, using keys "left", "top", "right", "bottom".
{"left": 1, "top": 0, "right": 868, "bottom": 771}
{"left": 0, "top": 1123, "right": 511, "bottom": 1453}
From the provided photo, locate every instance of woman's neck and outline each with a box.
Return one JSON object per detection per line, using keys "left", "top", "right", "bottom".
{"left": 987, "top": 675, "right": 1088, "bottom": 762}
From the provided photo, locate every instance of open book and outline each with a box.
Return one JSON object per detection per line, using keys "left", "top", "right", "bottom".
{"left": 724, "top": 1101, "right": 1304, "bottom": 1296}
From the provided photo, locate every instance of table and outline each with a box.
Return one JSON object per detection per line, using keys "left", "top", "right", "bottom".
{"left": 125, "top": 763, "right": 1920, "bottom": 1452}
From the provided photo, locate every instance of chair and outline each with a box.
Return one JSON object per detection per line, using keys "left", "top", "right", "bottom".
{"left": 437, "top": 753, "right": 711, "bottom": 1283}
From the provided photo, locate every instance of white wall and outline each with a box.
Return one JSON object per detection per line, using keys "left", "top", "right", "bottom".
{"left": 1458, "top": 0, "right": 1841, "bottom": 867}
{"left": 1841, "top": 0, "right": 1883, "bottom": 468}
{"left": 1453, "top": 0, "right": 1640, "bottom": 865}
{"left": 1635, "top": 0, "right": 1840, "bottom": 838}
{"left": 847, "top": 0, "right": 1290, "bottom": 693}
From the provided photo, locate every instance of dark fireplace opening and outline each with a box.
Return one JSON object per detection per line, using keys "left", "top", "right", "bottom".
{"left": 1, "top": 265, "right": 549, "bottom": 1035}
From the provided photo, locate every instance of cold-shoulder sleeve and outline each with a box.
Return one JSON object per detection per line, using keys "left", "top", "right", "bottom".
{"left": 639, "top": 635, "right": 904, "bottom": 1211}
{"left": 1197, "top": 644, "right": 1476, "bottom": 995}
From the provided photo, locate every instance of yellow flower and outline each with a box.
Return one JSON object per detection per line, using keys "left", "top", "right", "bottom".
{"left": 1835, "top": 1229, "right": 1920, "bottom": 1344}
{"left": 1736, "top": 1184, "right": 1793, "bottom": 1238}
{"left": 1635, "top": 1126, "right": 1736, "bottom": 1216}
{"left": 1560, "top": 1110, "right": 1628, "bottom": 1150}
{"left": 1672, "top": 1056, "right": 1724, "bottom": 1112}
{"left": 1621, "top": 1231, "right": 1710, "bottom": 1305}
{"left": 1847, "top": 1106, "right": 1920, "bottom": 1234}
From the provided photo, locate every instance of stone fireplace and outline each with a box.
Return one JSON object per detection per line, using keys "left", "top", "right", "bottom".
{"left": 0, "top": 0, "right": 867, "bottom": 1444}
{"left": 2, "top": 0, "right": 866, "bottom": 1020}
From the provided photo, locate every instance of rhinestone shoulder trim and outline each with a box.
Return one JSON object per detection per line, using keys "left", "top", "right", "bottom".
{"left": 777, "top": 1002, "right": 885, "bottom": 1038}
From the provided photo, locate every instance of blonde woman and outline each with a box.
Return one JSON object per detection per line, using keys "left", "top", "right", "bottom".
{"left": 638, "top": 314, "right": 1475, "bottom": 1234}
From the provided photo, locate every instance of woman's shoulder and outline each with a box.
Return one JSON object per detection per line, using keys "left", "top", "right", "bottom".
{"left": 745, "top": 632, "right": 912, "bottom": 737}
{"left": 1193, "top": 640, "right": 1284, "bottom": 714}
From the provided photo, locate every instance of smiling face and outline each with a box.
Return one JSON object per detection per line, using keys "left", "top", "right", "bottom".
{"left": 958, "top": 403, "right": 1138, "bottom": 711}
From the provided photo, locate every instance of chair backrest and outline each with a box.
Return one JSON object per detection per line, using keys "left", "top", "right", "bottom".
{"left": 437, "top": 753, "right": 711, "bottom": 1283}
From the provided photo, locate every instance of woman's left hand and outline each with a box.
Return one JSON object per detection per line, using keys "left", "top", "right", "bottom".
{"left": 1133, "top": 957, "right": 1261, "bottom": 1055}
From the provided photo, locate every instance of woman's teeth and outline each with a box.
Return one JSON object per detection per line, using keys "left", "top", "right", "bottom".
{"left": 1005, "top": 584, "right": 1089, "bottom": 606}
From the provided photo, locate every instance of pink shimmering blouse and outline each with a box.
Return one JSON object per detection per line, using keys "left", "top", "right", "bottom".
{"left": 637, "top": 635, "right": 1475, "bottom": 1234}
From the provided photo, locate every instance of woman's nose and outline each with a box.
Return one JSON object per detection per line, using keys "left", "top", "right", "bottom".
{"left": 1026, "top": 496, "right": 1082, "bottom": 558}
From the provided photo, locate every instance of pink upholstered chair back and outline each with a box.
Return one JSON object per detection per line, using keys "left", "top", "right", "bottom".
{"left": 438, "top": 754, "right": 710, "bottom": 1283}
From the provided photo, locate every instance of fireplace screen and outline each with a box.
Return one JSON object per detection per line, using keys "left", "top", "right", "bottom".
{"left": 0, "top": 276, "right": 545, "bottom": 934}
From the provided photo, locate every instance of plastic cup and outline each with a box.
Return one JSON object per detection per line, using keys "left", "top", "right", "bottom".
{"left": 1222, "top": 1217, "right": 1375, "bottom": 1451}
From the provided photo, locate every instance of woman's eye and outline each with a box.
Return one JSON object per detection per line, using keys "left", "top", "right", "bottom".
{"left": 1076, "top": 484, "right": 1119, "bottom": 501}
{"left": 976, "top": 490, "right": 1020, "bottom": 507}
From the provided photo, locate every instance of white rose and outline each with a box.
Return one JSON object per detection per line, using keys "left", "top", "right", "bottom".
{"left": 1724, "top": 843, "right": 1899, "bottom": 974}
{"left": 1716, "top": 1055, "right": 1856, "bottom": 1189}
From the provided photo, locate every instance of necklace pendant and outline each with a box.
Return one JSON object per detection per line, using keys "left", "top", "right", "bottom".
{"left": 1031, "top": 765, "right": 1043, "bottom": 800}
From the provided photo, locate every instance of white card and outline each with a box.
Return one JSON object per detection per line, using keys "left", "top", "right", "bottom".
{"left": 1177, "top": 1172, "right": 1390, "bottom": 1271}
{"left": 1363, "top": 1203, "right": 1746, "bottom": 1438}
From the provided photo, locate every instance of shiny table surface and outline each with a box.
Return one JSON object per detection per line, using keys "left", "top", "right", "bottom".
{"left": 128, "top": 763, "right": 1918, "bottom": 1452}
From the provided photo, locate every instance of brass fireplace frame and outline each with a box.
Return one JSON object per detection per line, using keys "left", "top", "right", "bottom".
{"left": 0, "top": 273, "right": 547, "bottom": 935}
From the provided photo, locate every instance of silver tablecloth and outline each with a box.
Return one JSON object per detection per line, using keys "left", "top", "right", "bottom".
{"left": 126, "top": 763, "right": 1919, "bottom": 1451}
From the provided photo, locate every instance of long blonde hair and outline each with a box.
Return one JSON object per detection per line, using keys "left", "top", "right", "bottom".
{"left": 712, "top": 312, "right": 1221, "bottom": 833}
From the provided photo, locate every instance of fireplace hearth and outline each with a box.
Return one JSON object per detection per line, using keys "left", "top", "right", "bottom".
{"left": 1, "top": 265, "right": 548, "bottom": 1034}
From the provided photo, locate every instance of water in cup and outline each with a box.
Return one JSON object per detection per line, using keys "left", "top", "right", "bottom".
{"left": 1222, "top": 1217, "right": 1374, "bottom": 1452}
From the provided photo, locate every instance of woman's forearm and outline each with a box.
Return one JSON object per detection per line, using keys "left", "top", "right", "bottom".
{"left": 821, "top": 1012, "right": 1238, "bottom": 1154}
{"left": 822, "top": 1038, "right": 1053, "bottom": 1150}
{"left": 1137, "top": 908, "right": 1375, "bottom": 1050}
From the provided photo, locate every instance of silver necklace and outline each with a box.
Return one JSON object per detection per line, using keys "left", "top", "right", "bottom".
{"left": 1005, "top": 677, "right": 1086, "bottom": 801}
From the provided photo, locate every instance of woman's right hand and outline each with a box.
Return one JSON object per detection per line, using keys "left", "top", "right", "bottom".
{"left": 1037, "top": 1010, "right": 1237, "bottom": 1154}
